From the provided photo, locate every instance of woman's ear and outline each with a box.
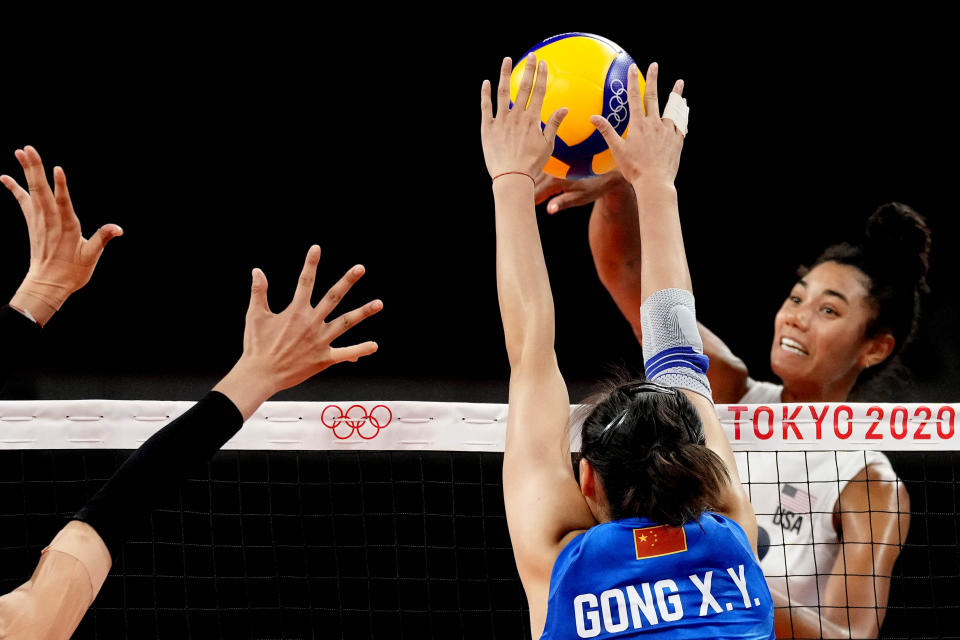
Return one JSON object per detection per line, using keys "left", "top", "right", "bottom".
{"left": 579, "top": 458, "right": 596, "bottom": 498}
{"left": 860, "top": 332, "right": 895, "bottom": 369}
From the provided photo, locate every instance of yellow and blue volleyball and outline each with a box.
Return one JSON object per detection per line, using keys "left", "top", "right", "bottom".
{"left": 510, "top": 33, "right": 643, "bottom": 181}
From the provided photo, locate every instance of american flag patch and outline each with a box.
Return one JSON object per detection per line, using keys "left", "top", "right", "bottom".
{"left": 780, "top": 483, "right": 816, "bottom": 513}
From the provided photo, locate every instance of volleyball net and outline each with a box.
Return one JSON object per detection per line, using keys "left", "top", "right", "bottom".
{"left": 0, "top": 400, "right": 957, "bottom": 639}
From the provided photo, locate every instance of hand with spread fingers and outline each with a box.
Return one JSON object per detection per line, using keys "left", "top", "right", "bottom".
{"left": 534, "top": 171, "right": 635, "bottom": 215}
{"left": 590, "top": 62, "right": 686, "bottom": 186}
{"left": 214, "top": 245, "right": 382, "bottom": 419}
{"left": 480, "top": 54, "right": 568, "bottom": 181}
{"left": 1, "top": 146, "right": 123, "bottom": 326}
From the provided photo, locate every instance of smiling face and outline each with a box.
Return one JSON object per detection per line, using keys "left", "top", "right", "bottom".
{"left": 770, "top": 261, "right": 895, "bottom": 401}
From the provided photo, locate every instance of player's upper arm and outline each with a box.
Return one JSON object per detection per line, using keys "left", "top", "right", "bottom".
{"left": 502, "top": 354, "right": 595, "bottom": 588}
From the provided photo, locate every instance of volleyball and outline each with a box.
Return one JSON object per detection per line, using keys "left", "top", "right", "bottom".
{"left": 510, "top": 33, "right": 642, "bottom": 181}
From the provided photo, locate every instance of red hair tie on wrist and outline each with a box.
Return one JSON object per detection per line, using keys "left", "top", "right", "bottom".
{"left": 492, "top": 171, "right": 535, "bottom": 185}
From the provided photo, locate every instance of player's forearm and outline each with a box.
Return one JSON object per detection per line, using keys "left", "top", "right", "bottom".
{"left": 588, "top": 187, "right": 645, "bottom": 335}
{"left": 770, "top": 585, "right": 854, "bottom": 639}
{"left": 494, "top": 176, "right": 556, "bottom": 367}
{"left": 73, "top": 391, "right": 243, "bottom": 556}
{"left": 633, "top": 178, "right": 692, "bottom": 300}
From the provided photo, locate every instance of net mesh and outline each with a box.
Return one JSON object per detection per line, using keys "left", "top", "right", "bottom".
{"left": 0, "top": 450, "right": 529, "bottom": 639}
{"left": 0, "top": 400, "right": 959, "bottom": 639}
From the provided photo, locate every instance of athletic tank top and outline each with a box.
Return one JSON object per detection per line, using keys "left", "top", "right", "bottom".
{"left": 732, "top": 380, "right": 891, "bottom": 606}
{"left": 540, "top": 513, "right": 774, "bottom": 639}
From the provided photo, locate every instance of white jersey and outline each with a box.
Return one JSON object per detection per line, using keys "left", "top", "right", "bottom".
{"left": 733, "top": 380, "right": 891, "bottom": 607}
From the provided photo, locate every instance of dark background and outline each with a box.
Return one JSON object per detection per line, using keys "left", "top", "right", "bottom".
{"left": 1, "top": 17, "right": 957, "bottom": 405}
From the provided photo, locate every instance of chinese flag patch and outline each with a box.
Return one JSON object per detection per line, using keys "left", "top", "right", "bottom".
{"left": 633, "top": 524, "right": 688, "bottom": 560}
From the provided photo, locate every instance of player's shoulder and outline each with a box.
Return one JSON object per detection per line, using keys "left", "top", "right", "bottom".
{"left": 839, "top": 460, "right": 906, "bottom": 510}
{"left": 738, "top": 379, "right": 783, "bottom": 404}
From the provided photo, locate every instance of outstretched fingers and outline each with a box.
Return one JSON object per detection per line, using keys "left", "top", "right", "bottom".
{"left": 85, "top": 223, "right": 124, "bottom": 260}
{"left": 527, "top": 59, "right": 548, "bottom": 114}
{"left": 515, "top": 54, "right": 537, "bottom": 111}
{"left": 17, "top": 147, "right": 56, "bottom": 214}
{"left": 496, "top": 57, "right": 512, "bottom": 115}
{"left": 589, "top": 114, "right": 623, "bottom": 151}
{"left": 292, "top": 245, "right": 322, "bottom": 305}
{"left": 481, "top": 79, "right": 493, "bottom": 126}
{"left": 247, "top": 267, "right": 271, "bottom": 316}
{"left": 52, "top": 167, "right": 81, "bottom": 230}
{"left": 330, "top": 341, "right": 379, "bottom": 364}
{"left": 315, "top": 263, "right": 365, "bottom": 319}
{"left": 642, "top": 62, "right": 660, "bottom": 119}
{"left": 0, "top": 174, "right": 29, "bottom": 207}
{"left": 543, "top": 107, "right": 568, "bottom": 147}
{"left": 326, "top": 298, "right": 384, "bottom": 341}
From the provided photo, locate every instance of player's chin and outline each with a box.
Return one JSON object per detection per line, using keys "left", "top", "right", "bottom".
{"left": 770, "top": 348, "right": 811, "bottom": 385}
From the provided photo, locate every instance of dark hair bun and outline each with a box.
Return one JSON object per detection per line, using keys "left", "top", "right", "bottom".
{"left": 864, "top": 202, "right": 931, "bottom": 292}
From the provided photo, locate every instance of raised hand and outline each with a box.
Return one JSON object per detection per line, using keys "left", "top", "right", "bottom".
{"left": 214, "top": 245, "right": 382, "bottom": 419}
{"left": 590, "top": 63, "right": 685, "bottom": 186}
{"left": 1, "top": 146, "right": 123, "bottom": 325}
{"left": 480, "top": 55, "right": 568, "bottom": 180}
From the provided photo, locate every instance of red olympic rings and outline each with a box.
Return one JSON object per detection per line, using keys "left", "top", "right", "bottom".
{"left": 321, "top": 404, "right": 393, "bottom": 440}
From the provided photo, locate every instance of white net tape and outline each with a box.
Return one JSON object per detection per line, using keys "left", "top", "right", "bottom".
{"left": 0, "top": 400, "right": 956, "bottom": 451}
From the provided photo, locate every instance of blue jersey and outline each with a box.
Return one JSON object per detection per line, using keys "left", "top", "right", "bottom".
{"left": 540, "top": 512, "right": 774, "bottom": 639}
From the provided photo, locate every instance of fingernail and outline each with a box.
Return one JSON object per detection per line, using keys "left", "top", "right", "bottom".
{"left": 372, "top": 300, "right": 383, "bottom": 311}
{"left": 353, "top": 265, "right": 364, "bottom": 276}
{"left": 548, "top": 203, "right": 557, "bottom": 213}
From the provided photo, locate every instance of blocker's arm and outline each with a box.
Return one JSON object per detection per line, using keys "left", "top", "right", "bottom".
{"left": 481, "top": 54, "right": 596, "bottom": 637}
{"left": 592, "top": 62, "right": 757, "bottom": 547}
{"left": 0, "top": 246, "right": 382, "bottom": 640}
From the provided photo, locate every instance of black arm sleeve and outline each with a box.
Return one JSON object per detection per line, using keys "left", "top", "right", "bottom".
{"left": 0, "top": 304, "right": 42, "bottom": 390}
{"left": 73, "top": 390, "right": 244, "bottom": 556}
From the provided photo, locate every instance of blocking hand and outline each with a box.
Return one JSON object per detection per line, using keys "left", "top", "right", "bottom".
{"left": 215, "top": 245, "right": 383, "bottom": 419}
{"left": 480, "top": 55, "right": 568, "bottom": 179}
{"left": 1, "top": 146, "right": 122, "bottom": 325}
{"left": 590, "top": 63, "right": 685, "bottom": 186}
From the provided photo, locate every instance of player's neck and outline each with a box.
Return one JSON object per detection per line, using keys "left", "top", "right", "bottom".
{"left": 780, "top": 378, "right": 853, "bottom": 404}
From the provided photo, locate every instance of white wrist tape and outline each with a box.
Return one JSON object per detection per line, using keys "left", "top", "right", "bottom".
{"left": 662, "top": 92, "right": 689, "bottom": 136}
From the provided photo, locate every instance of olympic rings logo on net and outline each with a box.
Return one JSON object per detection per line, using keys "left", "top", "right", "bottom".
{"left": 321, "top": 404, "right": 393, "bottom": 440}
{"left": 606, "top": 79, "right": 629, "bottom": 127}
